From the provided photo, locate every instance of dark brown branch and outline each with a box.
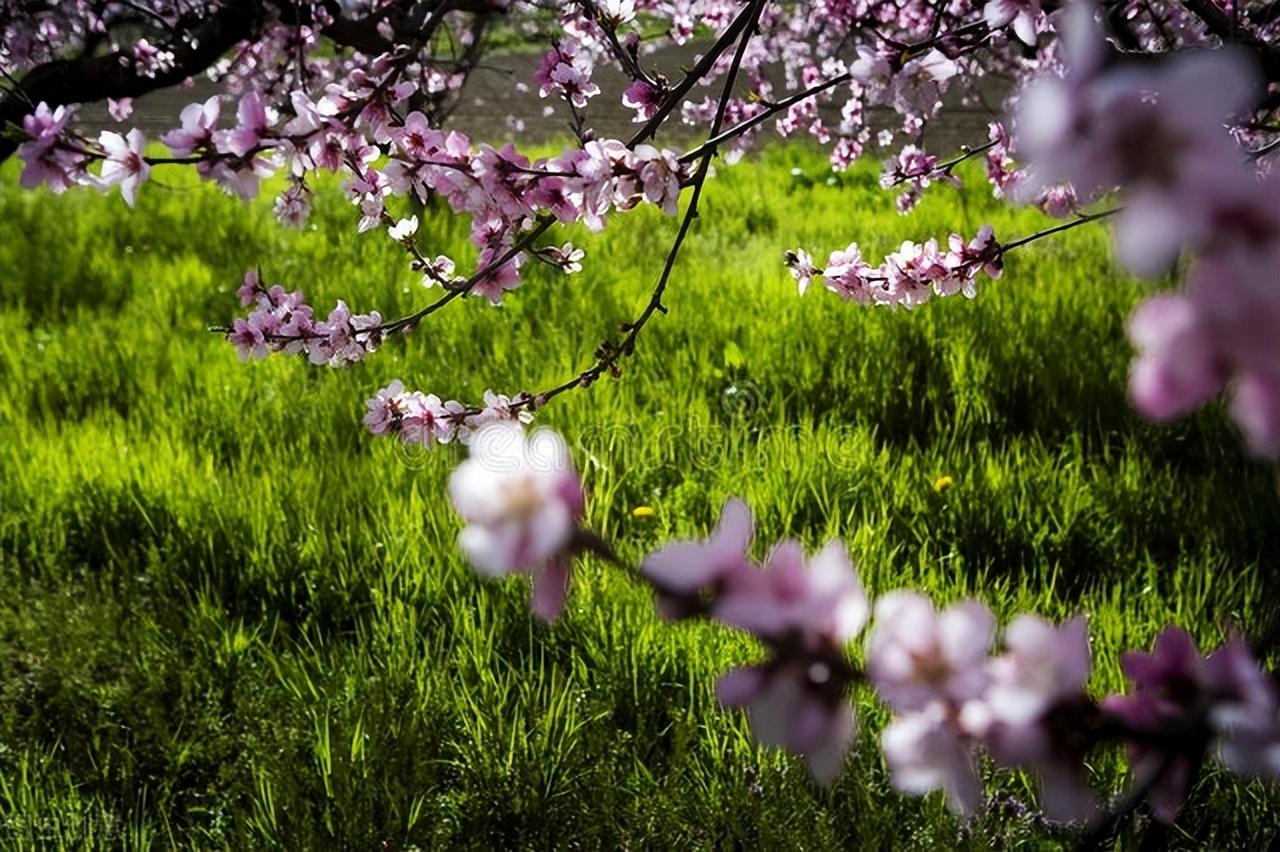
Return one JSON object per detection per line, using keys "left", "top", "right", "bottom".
{"left": 0, "top": 1, "right": 262, "bottom": 162}
{"left": 1180, "top": 0, "right": 1280, "bottom": 80}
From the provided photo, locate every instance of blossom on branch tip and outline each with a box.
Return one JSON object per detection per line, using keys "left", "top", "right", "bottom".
{"left": 784, "top": 249, "right": 820, "bottom": 295}
{"left": 18, "top": 102, "right": 83, "bottom": 193}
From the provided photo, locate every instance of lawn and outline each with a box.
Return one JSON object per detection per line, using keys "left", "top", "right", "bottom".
{"left": 1, "top": 146, "right": 1277, "bottom": 848}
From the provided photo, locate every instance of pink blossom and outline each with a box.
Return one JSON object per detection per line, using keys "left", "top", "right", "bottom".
{"left": 976, "top": 616, "right": 1097, "bottom": 823}
{"left": 983, "top": 0, "right": 1040, "bottom": 45}
{"left": 622, "top": 80, "right": 662, "bottom": 121}
{"left": 784, "top": 249, "right": 820, "bottom": 295}
{"left": 881, "top": 703, "right": 983, "bottom": 815}
{"left": 717, "top": 661, "right": 856, "bottom": 784}
{"left": 642, "top": 497, "right": 754, "bottom": 620}
{"left": 274, "top": 183, "right": 312, "bottom": 227}
{"left": 1017, "top": 40, "right": 1261, "bottom": 276}
{"left": 1102, "top": 628, "right": 1214, "bottom": 821}
{"left": 633, "top": 145, "right": 684, "bottom": 216}
{"left": 714, "top": 539, "right": 869, "bottom": 647}
{"left": 471, "top": 246, "right": 526, "bottom": 303}
{"left": 881, "top": 239, "right": 948, "bottom": 306}
{"left": 236, "top": 269, "right": 261, "bottom": 306}
{"left": 107, "top": 97, "right": 133, "bottom": 121}
{"left": 18, "top": 102, "right": 81, "bottom": 193}
{"left": 1206, "top": 638, "right": 1280, "bottom": 782}
{"left": 866, "top": 592, "right": 994, "bottom": 712}
{"left": 365, "top": 381, "right": 464, "bottom": 446}
{"left": 823, "top": 243, "right": 874, "bottom": 304}
{"left": 400, "top": 392, "right": 459, "bottom": 446}
{"left": 229, "top": 314, "right": 271, "bottom": 361}
{"left": 97, "top": 129, "right": 150, "bottom": 206}
{"left": 207, "top": 154, "right": 276, "bottom": 202}
{"left": 391, "top": 111, "right": 442, "bottom": 161}
{"left": 448, "top": 422, "right": 586, "bottom": 620}
{"left": 890, "top": 51, "right": 957, "bottom": 117}
{"left": 1126, "top": 293, "right": 1224, "bottom": 421}
{"left": 537, "top": 43, "right": 600, "bottom": 109}
{"left": 217, "top": 91, "right": 272, "bottom": 158}
{"left": 1230, "top": 372, "right": 1280, "bottom": 458}
{"left": 364, "top": 379, "right": 408, "bottom": 435}
{"left": 1034, "top": 184, "right": 1077, "bottom": 219}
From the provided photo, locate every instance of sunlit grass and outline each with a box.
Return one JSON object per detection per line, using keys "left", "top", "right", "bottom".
{"left": 1, "top": 146, "right": 1277, "bottom": 848}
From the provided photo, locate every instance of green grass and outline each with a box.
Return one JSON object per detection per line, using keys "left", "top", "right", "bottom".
{"left": 1, "top": 146, "right": 1277, "bottom": 849}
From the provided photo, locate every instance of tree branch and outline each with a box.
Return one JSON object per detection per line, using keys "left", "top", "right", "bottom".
{"left": 0, "top": 1, "right": 262, "bottom": 162}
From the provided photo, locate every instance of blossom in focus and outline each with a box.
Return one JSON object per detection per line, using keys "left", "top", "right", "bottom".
{"left": 633, "top": 145, "right": 684, "bottom": 216}
{"left": 217, "top": 91, "right": 273, "bottom": 157}
{"left": 983, "top": 0, "right": 1040, "bottom": 45}
{"left": 448, "top": 422, "right": 586, "bottom": 620}
{"left": 822, "top": 242, "right": 874, "bottom": 304}
{"left": 784, "top": 249, "right": 820, "bottom": 295}
{"left": 98, "top": 129, "right": 150, "bottom": 206}
{"left": 18, "top": 102, "right": 81, "bottom": 192}
{"left": 623, "top": 80, "right": 663, "bottom": 121}
{"left": 388, "top": 215, "right": 419, "bottom": 242}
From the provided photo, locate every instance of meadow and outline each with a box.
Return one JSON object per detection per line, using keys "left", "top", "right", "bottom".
{"left": 1, "top": 146, "right": 1278, "bottom": 849}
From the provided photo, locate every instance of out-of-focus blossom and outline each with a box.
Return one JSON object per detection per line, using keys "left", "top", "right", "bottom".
{"left": 642, "top": 497, "right": 754, "bottom": 619}
{"left": 975, "top": 616, "right": 1097, "bottom": 823}
{"left": 718, "top": 660, "right": 856, "bottom": 784}
{"left": 881, "top": 703, "right": 983, "bottom": 815}
{"left": 867, "top": 592, "right": 995, "bottom": 712}
{"left": 448, "top": 422, "right": 586, "bottom": 620}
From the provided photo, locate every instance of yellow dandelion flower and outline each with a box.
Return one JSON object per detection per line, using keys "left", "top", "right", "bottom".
{"left": 632, "top": 505, "right": 656, "bottom": 518}
{"left": 932, "top": 475, "right": 954, "bottom": 493}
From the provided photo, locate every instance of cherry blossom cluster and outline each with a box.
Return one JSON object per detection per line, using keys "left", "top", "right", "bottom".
{"left": 1013, "top": 8, "right": 1280, "bottom": 456}
{"left": 365, "top": 381, "right": 535, "bottom": 449}
{"left": 6, "top": 0, "right": 1280, "bottom": 840}
{"left": 227, "top": 270, "right": 385, "bottom": 366}
{"left": 447, "top": 421, "right": 1280, "bottom": 830}
{"left": 8, "top": 0, "right": 1280, "bottom": 459}
{"left": 786, "top": 225, "right": 1004, "bottom": 308}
